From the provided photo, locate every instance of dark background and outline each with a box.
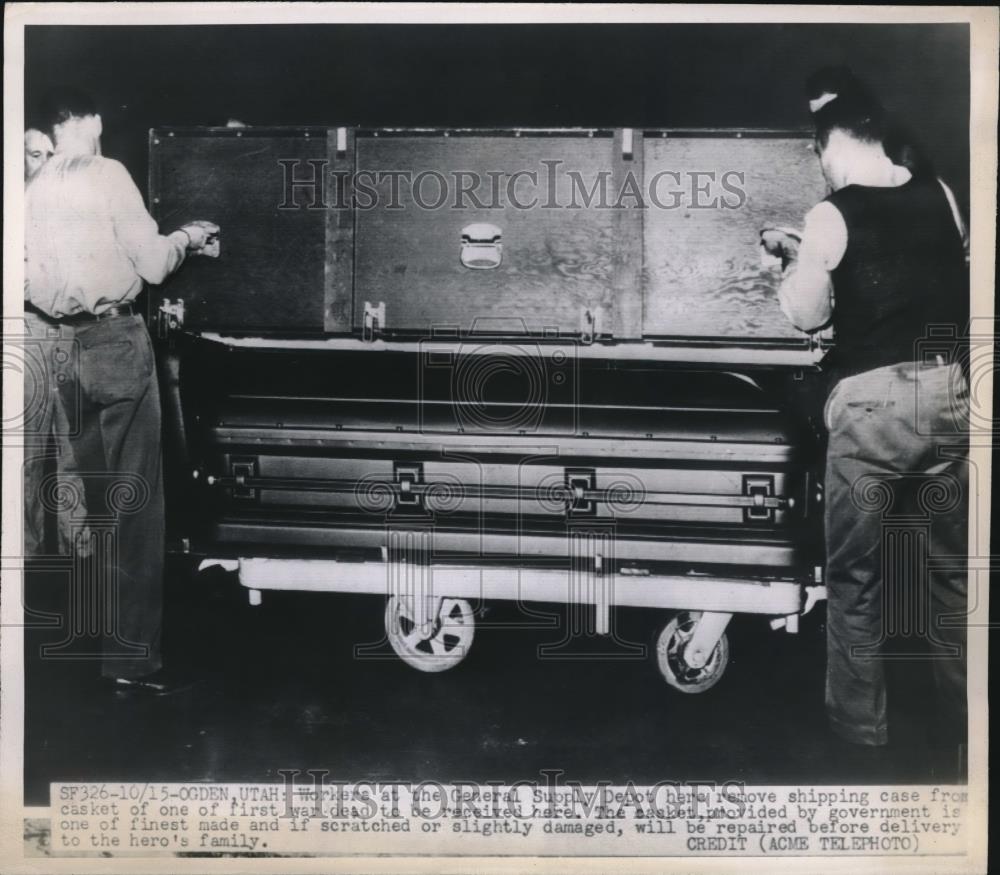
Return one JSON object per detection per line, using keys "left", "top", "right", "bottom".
{"left": 26, "top": 23, "right": 971, "bottom": 213}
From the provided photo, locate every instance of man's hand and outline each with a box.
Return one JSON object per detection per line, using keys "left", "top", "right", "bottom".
{"left": 760, "top": 226, "right": 802, "bottom": 270}
{"left": 178, "top": 220, "right": 221, "bottom": 255}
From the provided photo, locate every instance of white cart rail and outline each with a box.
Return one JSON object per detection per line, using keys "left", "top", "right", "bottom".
{"left": 200, "top": 557, "right": 826, "bottom": 692}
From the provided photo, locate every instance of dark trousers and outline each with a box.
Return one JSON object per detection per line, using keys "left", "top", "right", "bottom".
{"left": 54, "top": 314, "right": 164, "bottom": 679}
{"left": 22, "top": 310, "right": 89, "bottom": 555}
{"left": 823, "top": 361, "right": 968, "bottom": 745}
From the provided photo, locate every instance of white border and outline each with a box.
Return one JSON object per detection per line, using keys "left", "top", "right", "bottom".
{"left": 3, "top": 5, "right": 996, "bottom": 874}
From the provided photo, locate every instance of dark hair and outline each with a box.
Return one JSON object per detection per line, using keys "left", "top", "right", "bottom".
{"left": 812, "top": 90, "right": 886, "bottom": 149}
{"left": 805, "top": 65, "right": 877, "bottom": 106}
{"left": 37, "top": 87, "right": 98, "bottom": 138}
{"left": 807, "top": 66, "right": 886, "bottom": 147}
{"left": 806, "top": 66, "right": 935, "bottom": 177}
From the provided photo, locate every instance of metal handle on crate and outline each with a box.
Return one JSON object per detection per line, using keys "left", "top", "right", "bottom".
{"left": 460, "top": 223, "right": 503, "bottom": 270}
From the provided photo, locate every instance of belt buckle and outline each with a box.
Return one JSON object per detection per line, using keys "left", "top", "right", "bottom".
{"left": 101, "top": 303, "right": 132, "bottom": 320}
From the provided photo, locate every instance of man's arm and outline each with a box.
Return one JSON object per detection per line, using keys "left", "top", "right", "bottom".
{"left": 776, "top": 201, "right": 847, "bottom": 332}
{"left": 104, "top": 159, "right": 189, "bottom": 285}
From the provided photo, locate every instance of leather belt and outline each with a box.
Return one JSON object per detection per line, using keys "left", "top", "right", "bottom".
{"left": 58, "top": 302, "right": 136, "bottom": 324}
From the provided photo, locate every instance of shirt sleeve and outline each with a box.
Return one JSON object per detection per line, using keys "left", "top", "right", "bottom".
{"left": 938, "top": 179, "right": 970, "bottom": 265}
{"left": 777, "top": 201, "right": 847, "bottom": 332}
{"left": 104, "top": 159, "right": 188, "bottom": 285}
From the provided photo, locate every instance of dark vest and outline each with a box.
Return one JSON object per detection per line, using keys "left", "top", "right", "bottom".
{"left": 823, "top": 177, "right": 968, "bottom": 380}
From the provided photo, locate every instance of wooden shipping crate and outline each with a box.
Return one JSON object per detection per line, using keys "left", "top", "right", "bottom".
{"left": 150, "top": 127, "right": 827, "bottom": 347}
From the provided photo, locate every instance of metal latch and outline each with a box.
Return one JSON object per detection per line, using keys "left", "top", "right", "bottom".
{"left": 809, "top": 326, "right": 835, "bottom": 353}
{"left": 580, "top": 307, "right": 604, "bottom": 345}
{"left": 158, "top": 298, "right": 185, "bottom": 337}
{"left": 363, "top": 301, "right": 385, "bottom": 342}
{"left": 743, "top": 475, "right": 776, "bottom": 522}
{"left": 394, "top": 463, "right": 424, "bottom": 508}
{"left": 231, "top": 457, "right": 258, "bottom": 500}
{"left": 565, "top": 468, "right": 596, "bottom": 516}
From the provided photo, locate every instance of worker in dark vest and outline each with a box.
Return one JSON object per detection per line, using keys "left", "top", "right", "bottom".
{"left": 764, "top": 80, "right": 969, "bottom": 756}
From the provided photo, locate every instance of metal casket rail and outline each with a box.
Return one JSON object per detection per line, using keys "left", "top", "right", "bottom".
{"left": 177, "top": 343, "right": 821, "bottom": 574}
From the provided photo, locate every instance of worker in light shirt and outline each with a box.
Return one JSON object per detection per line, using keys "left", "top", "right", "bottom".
{"left": 23, "top": 121, "right": 75, "bottom": 558}
{"left": 25, "top": 88, "right": 220, "bottom": 697}
{"left": 764, "top": 75, "right": 969, "bottom": 763}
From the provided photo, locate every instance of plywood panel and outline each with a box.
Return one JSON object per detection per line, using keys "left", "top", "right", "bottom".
{"left": 642, "top": 135, "right": 829, "bottom": 339}
{"left": 151, "top": 130, "right": 329, "bottom": 333}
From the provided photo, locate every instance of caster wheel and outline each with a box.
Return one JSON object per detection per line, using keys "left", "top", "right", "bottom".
{"left": 385, "top": 596, "right": 475, "bottom": 673}
{"left": 655, "top": 611, "right": 729, "bottom": 693}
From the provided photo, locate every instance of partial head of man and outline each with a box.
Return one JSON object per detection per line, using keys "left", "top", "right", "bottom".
{"left": 39, "top": 87, "right": 102, "bottom": 155}
{"left": 806, "top": 65, "right": 933, "bottom": 181}
{"left": 804, "top": 65, "right": 876, "bottom": 114}
{"left": 24, "top": 127, "right": 54, "bottom": 181}
{"left": 810, "top": 91, "right": 890, "bottom": 192}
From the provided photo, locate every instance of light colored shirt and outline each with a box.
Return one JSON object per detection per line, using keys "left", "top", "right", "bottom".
{"left": 778, "top": 175, "right": 968, "bottom": 332}
{"left": 25, "top": 152, "right": 188, "bottom": 317}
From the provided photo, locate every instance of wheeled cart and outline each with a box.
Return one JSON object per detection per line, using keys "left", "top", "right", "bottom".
{"left": 199, "top": 556, "right": 824, "bottom": 691}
